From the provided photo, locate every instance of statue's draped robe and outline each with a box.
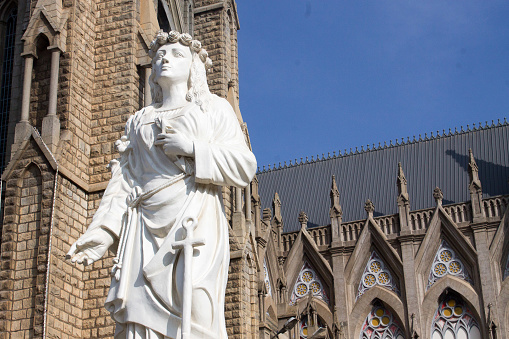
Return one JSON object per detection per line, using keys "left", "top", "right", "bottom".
{"left": 87, "top": 96, "right": 256, "bottom": 339}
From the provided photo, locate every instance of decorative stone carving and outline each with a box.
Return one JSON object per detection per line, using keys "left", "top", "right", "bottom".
{"left": 356, "top": 251, "right": 399, "bottom": 300}
{"left": 67, "top": 31, "right": 256, "bottom": 339}
{"left": 427, "top": 241, "right": 472, "bottom": 290}
{"left": 289, "top": 263, "right": 329, "bottom": 306}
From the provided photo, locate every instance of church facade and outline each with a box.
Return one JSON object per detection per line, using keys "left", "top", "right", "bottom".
{"left": 0, "top": 0, "right": 508, "bottom": 338}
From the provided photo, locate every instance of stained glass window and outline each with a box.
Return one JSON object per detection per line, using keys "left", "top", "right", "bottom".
{"left": 431, "top": 296, "right": 481, "bottom": 339}
{"left": 427, "top": 241, "right": 472, "bottom": 290}
{"left": 0, "top": 8, "right": 17, "bottom": 173}
{"left": 357, "top": 252, "right": 399, "bottom": 299}
{"left": 359, "top": 303, "right": 404, "bottom": 339}
{"left": 289, "top": 262, "right": 329, "bottom": 306}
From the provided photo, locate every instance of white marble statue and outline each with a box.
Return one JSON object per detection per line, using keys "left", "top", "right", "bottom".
{"left": 67, "top": 30, "right": 257, "bottom": 339}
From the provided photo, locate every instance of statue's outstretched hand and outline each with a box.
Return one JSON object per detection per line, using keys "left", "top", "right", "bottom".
{"left": 66, "top": 228, "right": 115, "bottom": 266}
{"left": 155, "top": 129, "right": 194, "bottom": 157}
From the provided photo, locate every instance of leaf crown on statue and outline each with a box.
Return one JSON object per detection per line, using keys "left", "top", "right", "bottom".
{"left": 148, "top": 30, "right": 213, "bottom": 111}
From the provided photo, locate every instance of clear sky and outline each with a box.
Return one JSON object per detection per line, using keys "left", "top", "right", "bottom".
{"left": 236, "top": 1, "right": 509, "bottom": 170}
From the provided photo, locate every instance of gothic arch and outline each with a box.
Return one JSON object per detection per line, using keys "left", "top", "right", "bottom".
{"left": 344, "top": 217, "right": 403, "bottom": 311}
{"left": 421, "top": 277, "right": 483, "bottom": 339}
{"left": 415, "top": 206, "right": 479, "bottom": 301}
{"left": 351, "top": 286, "right": 406, "bottom": 337}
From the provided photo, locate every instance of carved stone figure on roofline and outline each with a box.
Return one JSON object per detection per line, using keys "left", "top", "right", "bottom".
{"left": 67, "top": 30, "right": 257, "bottom": 339}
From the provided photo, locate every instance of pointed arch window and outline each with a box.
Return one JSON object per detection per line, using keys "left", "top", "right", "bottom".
{"left": 427, "top": 241, "right": 472, "bottom": 290}
{"left": 0, "top": 7, "right": 17, "bottom": 172}
{"left": 431, "top": 295, "right": 481, "bottom": 339}
{"left": 357, "top": 252, "right": 399, "bottom": 300}
{"left": 359, "top": 302, "right": 404, "bottom": 339}
{"left": 289, "top": 262, "right": 329, "bottom": 306}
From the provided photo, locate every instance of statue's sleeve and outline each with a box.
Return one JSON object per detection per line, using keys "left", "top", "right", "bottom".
{"left": 194, "top": 98, "right": 257, "bottom": 188}
{"left": 86, "top": 157, "right": 131, "bottom": 238}
{"left": 86, "top": 118, "right": 134, "bottom": 238}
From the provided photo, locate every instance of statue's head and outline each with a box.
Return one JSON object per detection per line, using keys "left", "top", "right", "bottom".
{"left": 148, "top": 31, "right": 213, "bottom": 110}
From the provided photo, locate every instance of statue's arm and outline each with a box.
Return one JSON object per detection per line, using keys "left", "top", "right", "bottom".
{"left": 194, "top": 97, "right": 257, "bottom": 188}
{"left": 87, "top": 157, "right": 132, "bottom": 238}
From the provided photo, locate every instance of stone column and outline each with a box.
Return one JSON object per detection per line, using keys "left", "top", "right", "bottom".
{"left": 399, "top": 236, "right": 422, "bottom": 337}
{"left": 20, "top": 55, "right": 34, "bottom": 122}
{"left": 245, "top": 182, "right": 251, "bottom": 221}
{"left": 14, "top": 54, "right": 35, "bottom": 145}
{"left": 42, "top": 47, "right": 61, "bottom": 151}
{"left": 472, "top": 225, "right": 498, "bottom": 337}
{"left": 144, "top": 66, "right": 152, "bottom": 106}
{"left": 330, "top": 249, "right": 349, "bottom": 338}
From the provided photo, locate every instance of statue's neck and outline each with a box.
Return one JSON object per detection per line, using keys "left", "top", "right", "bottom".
{"left": 158, "top": 82, "right": 189, "bottom": 110}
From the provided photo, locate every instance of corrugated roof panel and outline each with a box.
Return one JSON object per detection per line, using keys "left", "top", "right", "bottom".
{"left": 257, "top": 123, "right": 509, "bottom": 232}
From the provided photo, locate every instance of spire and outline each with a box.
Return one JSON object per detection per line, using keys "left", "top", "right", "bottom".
{"left": 397, "top": 163, "right": 411, "bottom": 234}
{"left": 365, "top": 200, "right": 375, "bottom": 218}
{"left": 433, "top": 187, "right": 443, "bottom": 206}
{"left": 397, "top": 163, "right": 409, "bottom": 204}
{"left": 468, "top": 149, "right": 482, "bottom": 192}
{"left": 273, "top": 192, "right": 282, "bottom": 224}
{"left": 329, "top": 175, "right": 343, "bottom": 219}
{"left": 468, "top": 149, "right": 485, "bottom": 221}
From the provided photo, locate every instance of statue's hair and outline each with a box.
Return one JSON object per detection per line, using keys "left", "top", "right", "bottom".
{"left": 148, "top": 30, "right": 213, "bottom": 112}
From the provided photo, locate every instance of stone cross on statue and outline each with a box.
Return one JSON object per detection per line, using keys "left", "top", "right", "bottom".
{"left": 172, "top": 216, "right": 205, "bottom": 339}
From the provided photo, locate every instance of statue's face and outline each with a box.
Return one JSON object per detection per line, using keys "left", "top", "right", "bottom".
{"left": 153, "top": 43, "right": 193, "bottom": 85}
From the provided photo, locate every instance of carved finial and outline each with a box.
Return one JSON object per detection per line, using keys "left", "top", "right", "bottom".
{"left": 273, "top": 192, "right": 282, "bottom": 224}
{"left": 433, "top": 187, "right": 443, "bottom": 205}
{"left": 364, "top": 200, "right": 375, "bottom": 217}
{"left": 298, "top": 211, "right": 308, "bottom": 229}
{"left": 468, "top": 149, "right": 482, "bottom": 192}
{"left": 397, "top": 163, "right": 409, "bottom": 205}
{"left": 330, "top": 175, "right": 343, "bottom": 219}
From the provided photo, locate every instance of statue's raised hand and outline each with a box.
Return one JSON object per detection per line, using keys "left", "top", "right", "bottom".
{"left": 155, "top": 129, "right": 194, "bottom": 157}
{"left": 66, "top": 228, "right": 115, "bottom": 266}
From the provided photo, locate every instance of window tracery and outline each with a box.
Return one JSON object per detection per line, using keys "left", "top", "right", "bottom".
{"left": 289, "top": 262, "right": 329, "bottom": 306}
{"left": 357, "top": 252, "right": 399, "bottom": 299}
{"left": 359, "top": 303, "right": 404, "bottom": 339}
{"left": 427, "top": 241, "right": 472, "bottom": 290}
{"left": 431, "top": 296, "right": 481, "bottom": 339}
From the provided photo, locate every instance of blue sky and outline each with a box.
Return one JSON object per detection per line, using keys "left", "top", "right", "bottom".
{"left": 236, "top": 1, "right": 509, "bottom": 170}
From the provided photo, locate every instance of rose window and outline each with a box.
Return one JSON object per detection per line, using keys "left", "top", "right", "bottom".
{"left": 289, "top": 264, "right": 329, "bottom": 306}
{"left": 434, "top": 263, "right": 447, "bottom": 276}
{"left": 370, "top": 261, "right": 382, "bottom": 273}
{"left": 427, "top": 241, "right": 472, "bottom": 290}
{"left": 360, "top": 304, "right": 404, "bottom": 339}
{"left": 431, "top": 296, "right": 481, "bottom": 339}
{"left": 378, "top": 272, "right": 390, "bottom": 285}
{"left": 364, "top": 274, "right": 376, "bottom": 287}
{"left": 296, "top": 283, "right": 308, "bottom": 296}
{"left": 357, "top": 252, "right": 399, "bottom": 299}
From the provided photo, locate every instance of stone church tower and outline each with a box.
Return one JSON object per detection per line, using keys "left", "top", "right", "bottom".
{"left": 0, "top": 0, "right": 259, "bottom": 338}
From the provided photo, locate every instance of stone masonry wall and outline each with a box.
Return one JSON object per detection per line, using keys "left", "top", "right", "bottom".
{"left": 0, "top": 140, "right": 54, "bottom": 339}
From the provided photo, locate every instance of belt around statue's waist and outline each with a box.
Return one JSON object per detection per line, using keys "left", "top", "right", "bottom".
{"left": 127, "top": 172, "right": 189, "bottom": 208}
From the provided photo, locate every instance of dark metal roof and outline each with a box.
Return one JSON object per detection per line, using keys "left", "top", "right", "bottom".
{"left": 257, "top": 121, "right": 509, "bottom": 232}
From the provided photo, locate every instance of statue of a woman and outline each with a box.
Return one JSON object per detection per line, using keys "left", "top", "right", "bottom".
{"left": 67, "top": 31, "right": 257, "bottom": 339}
